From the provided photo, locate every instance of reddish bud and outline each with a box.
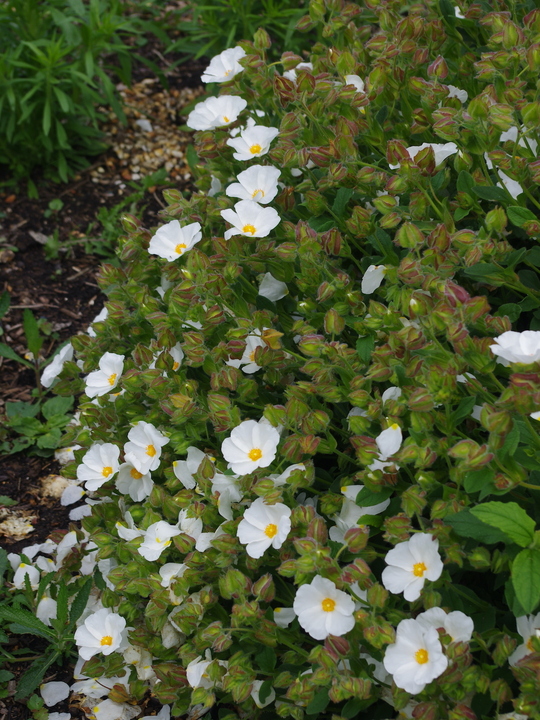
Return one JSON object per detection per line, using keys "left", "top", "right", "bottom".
{"left": 427, "top": 55, "right": 449, "bottom": 79}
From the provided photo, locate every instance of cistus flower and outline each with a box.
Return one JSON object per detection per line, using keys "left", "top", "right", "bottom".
{"left": 369, "top": 423, "right": 403, "bottom": 471}
{"left": 186, "top": 652, "right": 227, "bottom": 688}
{"left": 159, "top": 563, "right": 187, "bottom": 588}
{"left": 416, "top": 607, "right": 474, "bottom": 642}
{"left": 237, "top": 497, "right": 291, "bottom": 558}
{"left": 490, "top": 330, "right": 540, "bottom": 365}
{"left": 258, "top": 272, "right": 288, "bottom": 301}
{"left": 87, "top": 306, "right": 108, "bottom": 337}
{"left": 40, "top": 682, "right": 70, "bottom": 707}
{"left": 173, "top": 446, "right": 209, "bottom": 489}
{"left": 137, "top": 520, "right": 181, "bottom": 561}
{"left": 201, "top": 46, "right": 246, "bottom": 83}
{"left": 283, "top": 61, "right": 313, "bottom": 82}
{"left": 389, "top": 142, "right": 458, "bottom": 169}
{"left": 41, "top": 343, "right": 73, "bottom": 387}
{"left": 344, "top": 74, "right": 365, "bottom": 92}
{"left": 381, "top": 532, "right": 444, "bottom": 601}
{"left": 211, "top": 472, "right": 242, "bottom": 520}
{"left": 509, "top": 613, "right": 540, "bottom": 665}
{"left": 13, "top": 562, "right": 40, "bottom": 589}
{"left": 383, "top": 618, "right": 448, "bottom": 694}
{"left": 74, "top": 608, "right": 128, "bottom": 661}
{"left": 115, "top": 463, "right": 153, "bottom": 502}
{"left": 274, "top": 607, "right": 296, "bottom": 628}
{"left": 484, "top": 153, "right": 524, "bottom": 199}
{"left": 225, "top": 329, "right": 267, "bottom": 374}
{"left": 329, "top": 484, "right": 390, "bottom": 543}
{"left": 221, "top": 418, "right": 280, "bottom": 474}
{"left": 293, "top": 575, "right": 355, "bottom": 640}
{"left": 225, "top": 164, "right": 281, "bottom": 204}
{"left": 445, "top": 85, "right": 468, "bottom": 103}
{"left": 361, "top": 265, "right": 387, "bottom": 294}
{"left": 221, "top": 200, "right": 280, "bottom": 239}
{"left": 226, "top": 124, "right": 280, "bottom": 160}
{"left": 124, "top": 421, "right": 169, "bottom": 474}
{"left": 85, "top": 352, "right": 124, "bottom": 398}
{"left": 77, "top": 443, "right": 120, "bottom": 491}
{"left": 186, "top": 95, "right": 247, "bottom": 130}
{"left": 148, "top": 220, "right": 202, "bottom": 261}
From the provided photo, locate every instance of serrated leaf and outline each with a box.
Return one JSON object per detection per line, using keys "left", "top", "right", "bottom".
{"left": 470, "top": 502, "right": 535, "bottom": 547}
{"left": 23, "top": 309, "right": 43, "bottom": 356}
{"left": 69, "top": 578, "right": 92, "bottom": 628}
{"left": 0, "top": 342, "right": 32, "bottom": 367}
{"left": 0, "top": 607, "right": 55, "bottom": 640}
{"left": 446, "top": 510, "right": 511, "bottom": 544}
{"left": 512, "top": 548, "right": 540, "bottom": 614}
{"left": 507, "top": 205, "right": 537, "bottom": 227}
{"left": 15, "top": 652, "right": 58, "bottom": 700}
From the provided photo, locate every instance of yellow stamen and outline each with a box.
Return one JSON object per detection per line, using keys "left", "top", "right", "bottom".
{"left": 100, "top": 636, "right": 113, "bottom": 646}
{"left": 321, "top": 598, "right": 336, "bottom": 612}
{"left": 224, "top": 69, "right": 231, "bottom": 76}
{"left": 249, "top": 351, "right": 256, "bottom": 362}
{"left": 413, "top": 562, "right": 427, "bottom": 577}
{"left": 102, "top": 466, "right": 113, "bottom": 478}
{"left": 130, "top": 468, "right": 143, "bottom": 480}
{"left": 527, "top": 637, "right": 535, "bottom": 651}
{"left": 249, "top": 143, "right": 262, "bottom": 154}
{"left": 108, "top": 373, "right": 117, "bottom": 386}
{"left": 146, "top": 444, "right": 156, "bottom": 457}
{"left": 248, "top": 448, "right": 262, "bottom": 461}
{"left": 265, "top": 523, "right": 278, "bottom": 538}
{"left": 172, "top": 362, "right": 180, "bottom": 370}
{"left": 175, "top": 243, "right": 187, "bottom": 255}
{"left": 242, "top": 224, "right": 257, "bottom": 235}
{"left": 415, "top": 648, "right": 429, "bottom": 664}
{"left": 390, "top": 423, "right": 399, "bottom": 430}
{"left": 223, "top": 115, "right": 230, "bottom": 123}
{"left": 251, "top": 188, "right": 265, "bottom": 199}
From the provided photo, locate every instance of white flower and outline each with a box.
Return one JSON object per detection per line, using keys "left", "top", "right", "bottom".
{"left": 498, "top": 170, "right": 524, "bottom": 199}
{"left": 36, "top": 596, "right": 57, "bottom": 626}
{"left": 344, "top": 74, "right": 365, "bottom": 92}
{"left": 159, "top": 563, "right": 187, "bottom": 588}
{"left": 87, "top": 699, "right": 140, "bottom": 720}
{"left": 226, "top": 165, "right": 281, "bottom": 204}
{"left": 383, "top": 618, "right": 448, "bottom": 694}
{"left": 55, "top": 444, "right": 80, "bottom": 466}
{"left": 531, "top": 411, "right": 540, "bottom": 421}
{"left": 225, "top": 329, "right": 267, "bottom": 374}
{"left": 124, "top": 644, "right": 155, "bottom": 681}
{"left": 258, "top": 272, "right": 288, "bottom": 301}
{"left": 376, "top": 424, "right": 403, "bottom": 460}
{"left": 500, "top": 125, "right": 538, "bottom": 154}
{"left": 293, "top": 575, "right": 355, "bottom": 640}
{"left": 186, "top": 652, "right": 227, "bottom": 688}
{"left": 270, "top": 463, "right": 305, "bottom": 487}
{"left": 173, "top": 446, "right": 209, "bottom": 489}
{"left": 87, "top": 306, "right": 108, "bottom": 337}
{"left": 40, "top": 681, "right": 70, "bottom": 707}
{"left": 382, "top": 533, "right": 444, "bottom": 601}
{"left": 138, "top": 521, "right": 181, "bottom": 561}
{"left": 60, "top": 482, "right": 84, "bottom": 506}
{"left": 509, "top": 613, "right": 540, "bottom": 665}
{"left": 416, "top": 607, "right": 474, "bottom": 642}
{"left": 186, "top": 95, "right": 247, "bottom": 130}
{"left": 274, "top": 607, "right": 296, "bottom": 628}
{"left": 445, "top": 85, "right": 468, "bottom": 103}
{"left": 222, "top": 418, "right": 280, "bottom": 475}
{"left": 77, "top": 443, "right": 120, "bottom": 491}
{"left": 13, "top": 562, "right": 40, "bottom": 589}
{"left": 329, "top": 485, "right": 390, "bottom": 544}
{"left": 454, "top": 5, "right": 465, "bottom": 18}
{"left": 251, "top": 680, "right": 276, "bottom": 708}
{"left": 41, "top": 343, "right": 73, "bottom": 388}
{"left": 74, "top": 608, "right": 127, "bottom": 661}
{"left": 382, "top": 386, "right": 402, "bottom": 403}
{"left": 148, "top": 220, "right": 202, "bottom": 261}
{"left": 124, "top": 421, "right": 169, "bottom": 474}
{"left": 178, "top": 508, "right": 204, "bottom": 541}
{"left": 48, "top": 714, "right": 71, "bottom": 720}
{"left": 283, "top": 62, "right": 313, "bottom": 82}
{"left": 85, "top": 352, "right": 124, "bottom": 398}
{"left": 237, "top": 497, "right": 291, "bottom": 558}
{"left": 208, "top": 175, "right": 222, "bottom": 196}
{"left": 141, "top": 706, "right": 171, "bottom": 720}
{"left": 201, "top": 46, "right": 246, "bottom": 83}
{"left": 390, "top": 142, "right": 458, "bottom": 169}
{"left": 490, "top": 330, "right": 540, "bottom": 365}
{"left": 211, "top": 472, "right": 242, "bottom": 520}
{"left": 115, "top": 463, "right": 153, "bottom": 502}
{"left": 115, "top": 511, "right": 143, "bottom": 541}
{"left": 361, "top": 265, "right": 387, "bottom": 294}
{"left": 226, "top": 124, "right": 280, "bottom": 161}
{"left": 221, "top": 200, "right": 280, "bottom": 240}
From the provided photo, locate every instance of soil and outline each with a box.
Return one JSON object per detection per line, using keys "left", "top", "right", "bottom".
{"left": 0, "top": 28, "right": 206, "bottom": 720}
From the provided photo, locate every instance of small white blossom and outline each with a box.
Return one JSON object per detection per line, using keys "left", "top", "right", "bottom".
{"left": 383, "top": 618, "right": 448, "bottom": 694}
{"left": 251, "top": 680, "right": 276, "bottom": 708}
{"left": 85, "top": 352, "right": 124, "bottom": 398}
{"left": 225, "top": 329, "right": 267, "bottom": 374}
{"left": 490, "top": 330, "right": 540, "bottom": 365}
{"left": 344, "top": 74, "right": 365, "bottom": 92}
{"left": 186, "top": 652, "right": 227, "bottom": 688}
{"left": 382, "top": 386, "right": 402, "bottom": 403}
{"left": 361, "top": 265, "right": 386, "bottom": 294}
{"left": 36, "top": 596, "right": 57, "bottom": 626}
{"left": 124, "top": 421, "right": 169, "bottom": 474}
{"left": 416, "top": 606, "right": 474, "bottom": 642}
{"left": 509, "top": 613, "right": 540, "bottom": 665}
{"left": 270, "top": 463, "right": 305, "bottom": 487}
{"left": 60, "top": 482, "right": 84, "bottom": 506}
{"left": 115, "top": 511, "right": 143, "bottom": 541}
{"left": 222, "top": 418, "right": 280, "bottom": 475}
{"left": 376, "top": 424, "right": 403, "bottom": 460}
{"left": 382, "top": 533, "right": 444, "bottom": 601}
{"left": 274, "top": 607, "right": 296, "bottom": 628}
{"left": 40, "top": 681, "right": 70, "bottom": 707}
{"left": 445, "top": 85, "right": 468, "bottom": 103}
{"left": 226, "top": 164, "right": 281, "bottom": 204}
{"left": 454, "top": 5, "right": 465, "bottom": 18}
{"left": 115, "top": 463, "right": 153, "bottom": 502}
{"left": 186, "top": 95, "right": 247, "bottom": 130}
{"left": 74, "top": 608, "right": 127, "bottom": 661}
{"left": 211, "top": 472, "right": 242, "bottom": 520}
{"left": 77, "top": 443, "right": 120, "bottom": 491}
{"left": 221, "top": 200, "right": 280, "bottom": 240}
{"left": 201, "top": 46, "right": 246, "bottom": 83}
{"left": 87, "top": 307, "right": 108, "bottom": 337}
{"left": 258, "top": 272, "right": 288, "bottom": 301}
{"left": 226, "top": 124, "right": 280, "bottom": 161}
{"left": 41, "top": 343, "right": 73, "bottom": 388}
{"left": 293, "top": 575, "right": 355, "bottom": 640}
{"left": 329, "top": 485, "right": 390, "bottom": 544}
{"left": 237, "top": 497, "right": 291, "bottom": 558}
{"left": 283, "top": 62, "right": 313, "bottom": 82}
{"left": 148, "top": 220, "right": 202, "bottom": 261}
{"left": 173, "top": 446, "right": 209, "bottom": 489}
{"left": 138, "top": 521, "right": 181, "bottom": 561}
{"left": 159, "top": 563, "right": 187, "bottom": 588}
{"left": 13, "top": 562, "right": 40, "bottom": 589}
{"left": 390, "top": 142, "right": 458, "bottom": 169}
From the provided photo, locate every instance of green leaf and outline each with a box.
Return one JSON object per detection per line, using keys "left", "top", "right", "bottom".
{"left": 446, "top": 510, "right": 511, "bottom": 544}
{"left": 41, "top": 395, "right": 73, "bottom": 420}
{"left": 451, "top": 396, "right": 478, "bottom": 423}
{"left": 457, "top": 170, "right": 475, "bottom": 195}
{"left": 499, "top": 422, "right": 520, "bottom": 462}
{"left": 69, "top": 578, "right": 92, "bottom": 627}
{"left": 256, "top": 646, "right": 276, "bottom": 672}
{"left": 332, "top": 188, "right": 354, "bottom": 217}
{"left": 23, "top": 309, "right": 43, "bottom": 356}
{"left": 0, "top": 670, "right": 13, "bottom": 682}
{"left": 495, "top": 303, "right": 521, "bottom": 322}
{"left": 462, "top": 263, "right": 503, "bottom": 281}
{"left": 512, "top": 548, "right": 540, "bottom": 613}
{"left": 306, "top": 689, "right": 330, "bottom": 715}
{"left": 454, "top": 207, "right": 469, "bottom": 222}
{"left": 5, "top": 402, "right": 40, "bottom": 420}
{"left": 470, "top": 502, "right": 535, "bottom": 547}
{"left": 57, "top": 583, "right": 69, "bottom": 627}
{"left": 0, "top": 496, "right": 17, "bottom": 506}
{"left": 258, "top": 679, "right": 273, "bottom": 704}
{"left": 355, "top": 486, "right": 393, "bottom": 507}
{"left": 186, "top": 143, "right": 198, "bottom": 173}
{"left": 464, "top": 468, "right": 495, "bottom": 494}
{"left": 15, "top": 652, "right": 58, "bottom": 701}
{"left": 356, "top": 335, "right": 374, "bottom": 364}
{"left": 0, "top": 291, "right": 10, "bottom": 319}
{"left": 0, "top": 608, "right": 55, "bottom": 640}
{"left": 472, "top": 185, "right": 509, "bottom": 203}
{"left": 507, "top": 205, "right": 537, "bottom": 227}
{"left": 36, "top": 429, "right": 62, "bottom": 449}
{"left": 0, "top": 342, "right": 32, "bottom": 367}
{"left": 0, "top": 548, "right": 8, "bottom": 581}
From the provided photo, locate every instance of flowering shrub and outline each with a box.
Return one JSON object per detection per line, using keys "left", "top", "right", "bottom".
{"left": 11, "top": 1, "right": 540, "bottom": 719}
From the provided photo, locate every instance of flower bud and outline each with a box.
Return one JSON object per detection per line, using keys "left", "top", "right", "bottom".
{"left": 379, "top": 211, "right": 401, "bottom": 229}
{"left": 413, "top": 703, "right": 438, "bottom": 720}
{"left": 373, "top": 194, "right": 398, "bottom": 214}
{"left": 363, "top": 616, "right": 395, "bottom": 648}
{"left": 491, "top": 634, "right": 517, "bottom": 666}
{"left": 395, "top": 221, "right": 425, "bottom": 248}
{"left": 427, "top": 55, "right": 449, "bottom": 79}
{"left": 252, "top": 573, "right": 275, "bottom": 602}
{"left": 468, "top": 546, "right": 491, "bottom": 569}
{"left": 321, "top": 228, "right": 342, "bottom": 255}
{"left": 343, "top": 526, "right": 369, "bottom": 553}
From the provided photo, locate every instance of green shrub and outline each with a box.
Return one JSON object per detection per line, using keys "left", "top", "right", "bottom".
{"left": 11, "top": 1, "right": 540, "bottom": 718}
